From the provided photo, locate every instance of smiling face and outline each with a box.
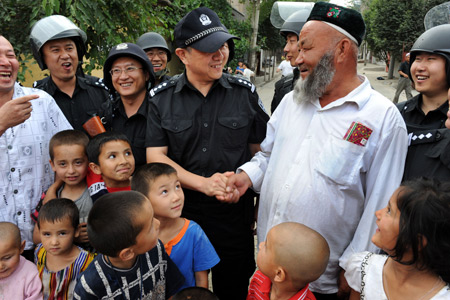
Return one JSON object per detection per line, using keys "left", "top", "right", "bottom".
{"left": 39, "top": 217, "right": 78, "bottom": 257}
{"left": 284, "top": 33, "right": 299, "bottom": 67}
{"left": 0, "top": 36, "right": 19, "bottom": 96}
{"left": 178, "top": 42, "right": 229, "bottom": 85}
{"left": 111, "top": 56, "right": 148, "bottom": 101}
{"left": 148, "top": 173, "right": 184, "bottom": 220}
{"left": 145, "top": 48, "right": 168, "bottom": 73}
{"left": 0, "top": 238, "right": 23, "bottom": 279}
{"left": 295, "top": 21, "right": 337, "bottom": 81}
{"left": 50, "top": 144, "right": 88, "bottom": 187}
{"left": 42, "top": 38, "right": 78, "bottom": 83}
{"left": 372, "top": 188, "right": 401, "bottom": 254}
{"left": 411, "top": 52, "right": 448, "bottom": 95}
{"left": 90, "top": 140, "right": 135, "bottom": 188}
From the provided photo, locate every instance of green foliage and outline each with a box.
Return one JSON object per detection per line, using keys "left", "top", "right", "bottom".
{"left": 364, "top": 0, "right": 450, "bottom": 62}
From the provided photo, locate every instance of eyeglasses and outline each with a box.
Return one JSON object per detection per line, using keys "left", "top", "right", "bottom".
{"left": 110, "top": 66, "right": 143, "bottom": 77}
{"left": 146, "top": 50, "right": 167, "bottom": 58}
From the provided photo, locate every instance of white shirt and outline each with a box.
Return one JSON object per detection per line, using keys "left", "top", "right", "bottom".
{"left": 277, "top": 60, "right": 295, "bottom": 76}
{"left": 239, "top": 76, "right": 408, "bottom": 293}
{"left": 243, "top": 68, "right": 254, "bottom": 80}
{"left": 0, "top": 83, "right": 72, "bottom": 249}
{"left": 345, "top": 252, "right": 450, "bottom": 299}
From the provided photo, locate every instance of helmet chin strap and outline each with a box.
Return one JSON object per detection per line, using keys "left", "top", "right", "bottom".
{"left": 155, "top": 68, "right": 168, "bottom": 79}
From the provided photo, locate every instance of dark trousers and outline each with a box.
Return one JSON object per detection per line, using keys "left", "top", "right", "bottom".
{"left": 211, "top": 254, "right": 255, "bottom": 300}
{"left": 313, "top": 292, "right": 339, "bottom": 300}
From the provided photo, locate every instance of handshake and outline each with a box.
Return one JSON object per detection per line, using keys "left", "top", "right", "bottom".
{"left": 202, "top": 171, "right": 253, "bottom": 203}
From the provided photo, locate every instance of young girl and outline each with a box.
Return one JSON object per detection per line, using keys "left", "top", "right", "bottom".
{"left": 345, "top": 178, "right": 450, "bottom": 299}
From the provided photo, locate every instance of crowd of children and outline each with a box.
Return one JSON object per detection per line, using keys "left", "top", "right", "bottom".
{"left": 1, "top": 129, "right": 449, "bottom": 300}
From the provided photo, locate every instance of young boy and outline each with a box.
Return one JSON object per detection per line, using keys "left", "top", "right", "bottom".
{"left": 86, "top": 131, "right": 135, "bottom": 202}
{"left": 0, "top": 222, "right": 43, "bottom": 299}
{"left": 74, "top": 191, "right": 185, "bottom": 299}
{"left": 247, "top": 222, "right": 330, "bottom": 300}
{"left": 132, "top": 163, "right": 220, "bottom": 289}
{"left": 32, "top": 130, "right": 92, "bottom": 246}
{"left": 35, "top": 199, "right": 95, "bottom": 299}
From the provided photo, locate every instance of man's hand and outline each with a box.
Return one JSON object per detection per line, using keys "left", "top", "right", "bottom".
{"left": 0, "top": 94, "right": 38, "bottom": 134}
{"left": 216, "top": 171, "right": 252, "bottom": 203}
{"left": 199, "top": 172, "right": 234, "bottom": 198}
{"left": 337, "top": 268, "right": 351, "bottom": 300}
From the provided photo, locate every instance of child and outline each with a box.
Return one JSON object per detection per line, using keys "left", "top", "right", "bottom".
{"left": 35, "top": 198, "right": 95, "bottom": 299}
{"left": 74, "top": 191, "right": 185, "bottom": 299}
{"left": 247, "top": 222, "right": 330, "bottom": 300}
{"left": 32, "top": 130, "right": 92, "bottom": 246}
{"left": 172, "top": 287, "right": 219, "bottom": 300}
{"left": 131, "top": 163, "right": 220, "bottom": 289}
{"left": 0, "top": 222, "right": 43, "bottom": 300}
{"left": 345, "top": 178, "right": 450, "bottom": 299}
{"left": 86, "top": 131, "right": 135, "bottom": 202}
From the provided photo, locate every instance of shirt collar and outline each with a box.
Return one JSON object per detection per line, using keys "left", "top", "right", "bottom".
{"left": 116, "top": 93, "right": 149, "bottom": 118}
{"left": 404, "top": 94, "right": 449, "bottom": 116}
{"left": 313, "top": 75, "right": 370, "bottom": 110}
{"left": 45, "top": 75, "right": 85, "bottom": 95}
{"left": 174, "top": 72, "right": 231, "bottom": 94}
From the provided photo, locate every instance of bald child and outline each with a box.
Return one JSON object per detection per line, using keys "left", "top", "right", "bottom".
{"left": 0, "top": 222, "right": 43, "bottom": 299}
{"left": 247, "top": 222, "right": 330, "bottom": 300}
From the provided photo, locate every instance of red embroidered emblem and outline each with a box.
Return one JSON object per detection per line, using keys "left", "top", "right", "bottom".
{"left": 327, "top": 7, "right": 341, "bottom": 18}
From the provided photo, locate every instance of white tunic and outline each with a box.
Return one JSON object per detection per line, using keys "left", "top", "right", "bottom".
{"left": 239, "top": 76, "right": 408, "bottom": 293}
{"left": 0, "top": 83, "right": 72, "bottom": 249}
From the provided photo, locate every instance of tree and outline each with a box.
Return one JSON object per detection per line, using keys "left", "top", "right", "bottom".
{"left": 363, "top": 0, "right": 448, "bottom": 78}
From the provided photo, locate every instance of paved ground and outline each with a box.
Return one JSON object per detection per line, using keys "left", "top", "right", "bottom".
{"left": 255, "top": 61, "right": 418, "bottom": 115}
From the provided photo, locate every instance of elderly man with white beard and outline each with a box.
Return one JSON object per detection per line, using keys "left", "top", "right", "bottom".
{"left": 223, "top": 2, "right": 408, "bottom": 299}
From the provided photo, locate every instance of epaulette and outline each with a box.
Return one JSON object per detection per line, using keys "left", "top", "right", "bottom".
{"left": 227, "top": 75, "right": 256, "bottom": 93}
{"left": 149, "top": 74, "right": 181, "bottom": 97}
{"left": 33, "top": 76, "right": 49, "bottom": 89}
{"left": 82, "top": 75, "right": 110, "bottom": 92}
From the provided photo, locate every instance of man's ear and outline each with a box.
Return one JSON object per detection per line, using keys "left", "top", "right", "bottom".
{"left": 175, "top": 48, "right": 188, "bottom": 65}
{"left": 273, "top": 266, "right": 286, "bottom": 283}
{"left": 118, "top": 247, "right": 136, "bottom": 262}
{"left": 19, "top": 240, "right": 26, "bottom": 254}
{"left": 418, "top": 234, "right": 428, "bottom": 250}
{"left": 89, "top": 162, "right": 102, "bottom": 175}
{"left": 335, "top": 38, "right": 352, "bottom": 63}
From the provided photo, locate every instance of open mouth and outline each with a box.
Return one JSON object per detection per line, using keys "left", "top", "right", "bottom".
{"left": 120, "top": 83, "right": 132, "bottom": 87}
{"left": 416, "top": 75, "right": 428, "bottom": 81}
{"left": 62, "top": 62, "right": 72, "bottom": 70}
{"left": 0, "top": 71, "right": 12, "bottom": 78}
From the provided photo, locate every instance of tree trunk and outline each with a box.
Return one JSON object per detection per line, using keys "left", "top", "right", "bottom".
{"left": 388, "top": 55, "right": 395, "bottom": 79}
{"left": 249, "top": 0, "right": 260, "bottom": 70}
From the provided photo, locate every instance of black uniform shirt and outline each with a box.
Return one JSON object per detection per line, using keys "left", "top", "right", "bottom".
{"left": 34, "top": 75, "right": 110, "bottom": 132}
{"left": 398, "top": 94, "right": 450, "bottom": 181}
{"left": 147, "top": 73, "right": 269, "bottom": 177}
{"left": 111, "top": 94, "right": 150, "bottom": 169}
{"left": 271, "top": 67, "right": 299, "bottom": 114}
{"left": 146, "top": 73, "right": 269, "bottom": 253}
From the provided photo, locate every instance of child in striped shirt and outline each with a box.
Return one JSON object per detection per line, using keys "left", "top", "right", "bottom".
{"left": 35, "top": 198, "right": 95, "bottom": 300}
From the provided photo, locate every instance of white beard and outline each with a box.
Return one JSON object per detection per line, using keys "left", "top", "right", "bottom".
{"left": 293, "top": 51, "right": 336, "bottom": 104}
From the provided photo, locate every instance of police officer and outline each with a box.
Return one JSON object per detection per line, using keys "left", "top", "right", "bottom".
{"left": 30, "top": 15, "right": 110, "bottom": 133}
{"left": 398, "top": 24, "right": 450, "bottom": 181}
{"left": 146, "top": 7, "right": 269, "bottom": 300}
{"left": 271, "top": 9, "right": 310, "bottom": 114}
{"left": 103, "top": 43, "right": 155, "bottom": 169}
{"left": 136, "top": 32, "right": 171, "bottom": 85}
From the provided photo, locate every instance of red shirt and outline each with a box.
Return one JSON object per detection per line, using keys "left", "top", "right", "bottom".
{"left": 247, "top": 270, "right": 316, "bottom": 300}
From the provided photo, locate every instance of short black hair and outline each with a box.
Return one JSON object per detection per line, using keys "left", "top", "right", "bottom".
{"left": 49, "top": 130, "right": 89, "bottom": 161}
{"left": 37, "top": 198, "right": 79, "bottom": 230}
{"left": 87, "top": 191, "right": 148, "bottom": 257}
{"left": 172, "top": 287, "right": 219, "bottom": 300}
{"left": 392, "top": 178, "right": 450, "bottom": 283}
{"left": 131, "top": 163, "right": 177, "bottom": 197}
{"left": 87, "top": 131, "right": 130, "bottom": 165}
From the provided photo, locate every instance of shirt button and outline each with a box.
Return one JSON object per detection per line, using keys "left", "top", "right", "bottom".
{"left": 10, "top": 168, "right": 15, "bottom": 172}
{"left": 13, "top": 190, "right": 18, "bottom": 194}
{"left": 232, "top": 122, "right": 237, "bottom": 127}
{"left": 202, "top": 147, "right": 207, "bottom": 152}
{"left": 203, "top": 123, "right": 208, "bottom": 127}
{"left": 17, "top": 211, "right": 21, "bottom": 216}
{"left": 7, "top": 145, "right": 12, "bottom": 150}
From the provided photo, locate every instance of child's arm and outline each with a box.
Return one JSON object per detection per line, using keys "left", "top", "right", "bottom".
{"left": 74, "top": 223, "right": 89, "bottom": 244}
{"left": 42, "top": 178, "right": 63, "bottom": 204}
{"left": 194, "top": 270, "right": 209, "bottom": 288}
{"left": 349, "top": 289, "right": 360, "bottom": 300}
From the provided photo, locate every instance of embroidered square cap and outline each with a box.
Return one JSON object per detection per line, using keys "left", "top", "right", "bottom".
{"left": 307, "top": 2, "right": 365, "bottom": 45}
{"left": 174, "top": 7, "right": 239, "bottom": 53}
